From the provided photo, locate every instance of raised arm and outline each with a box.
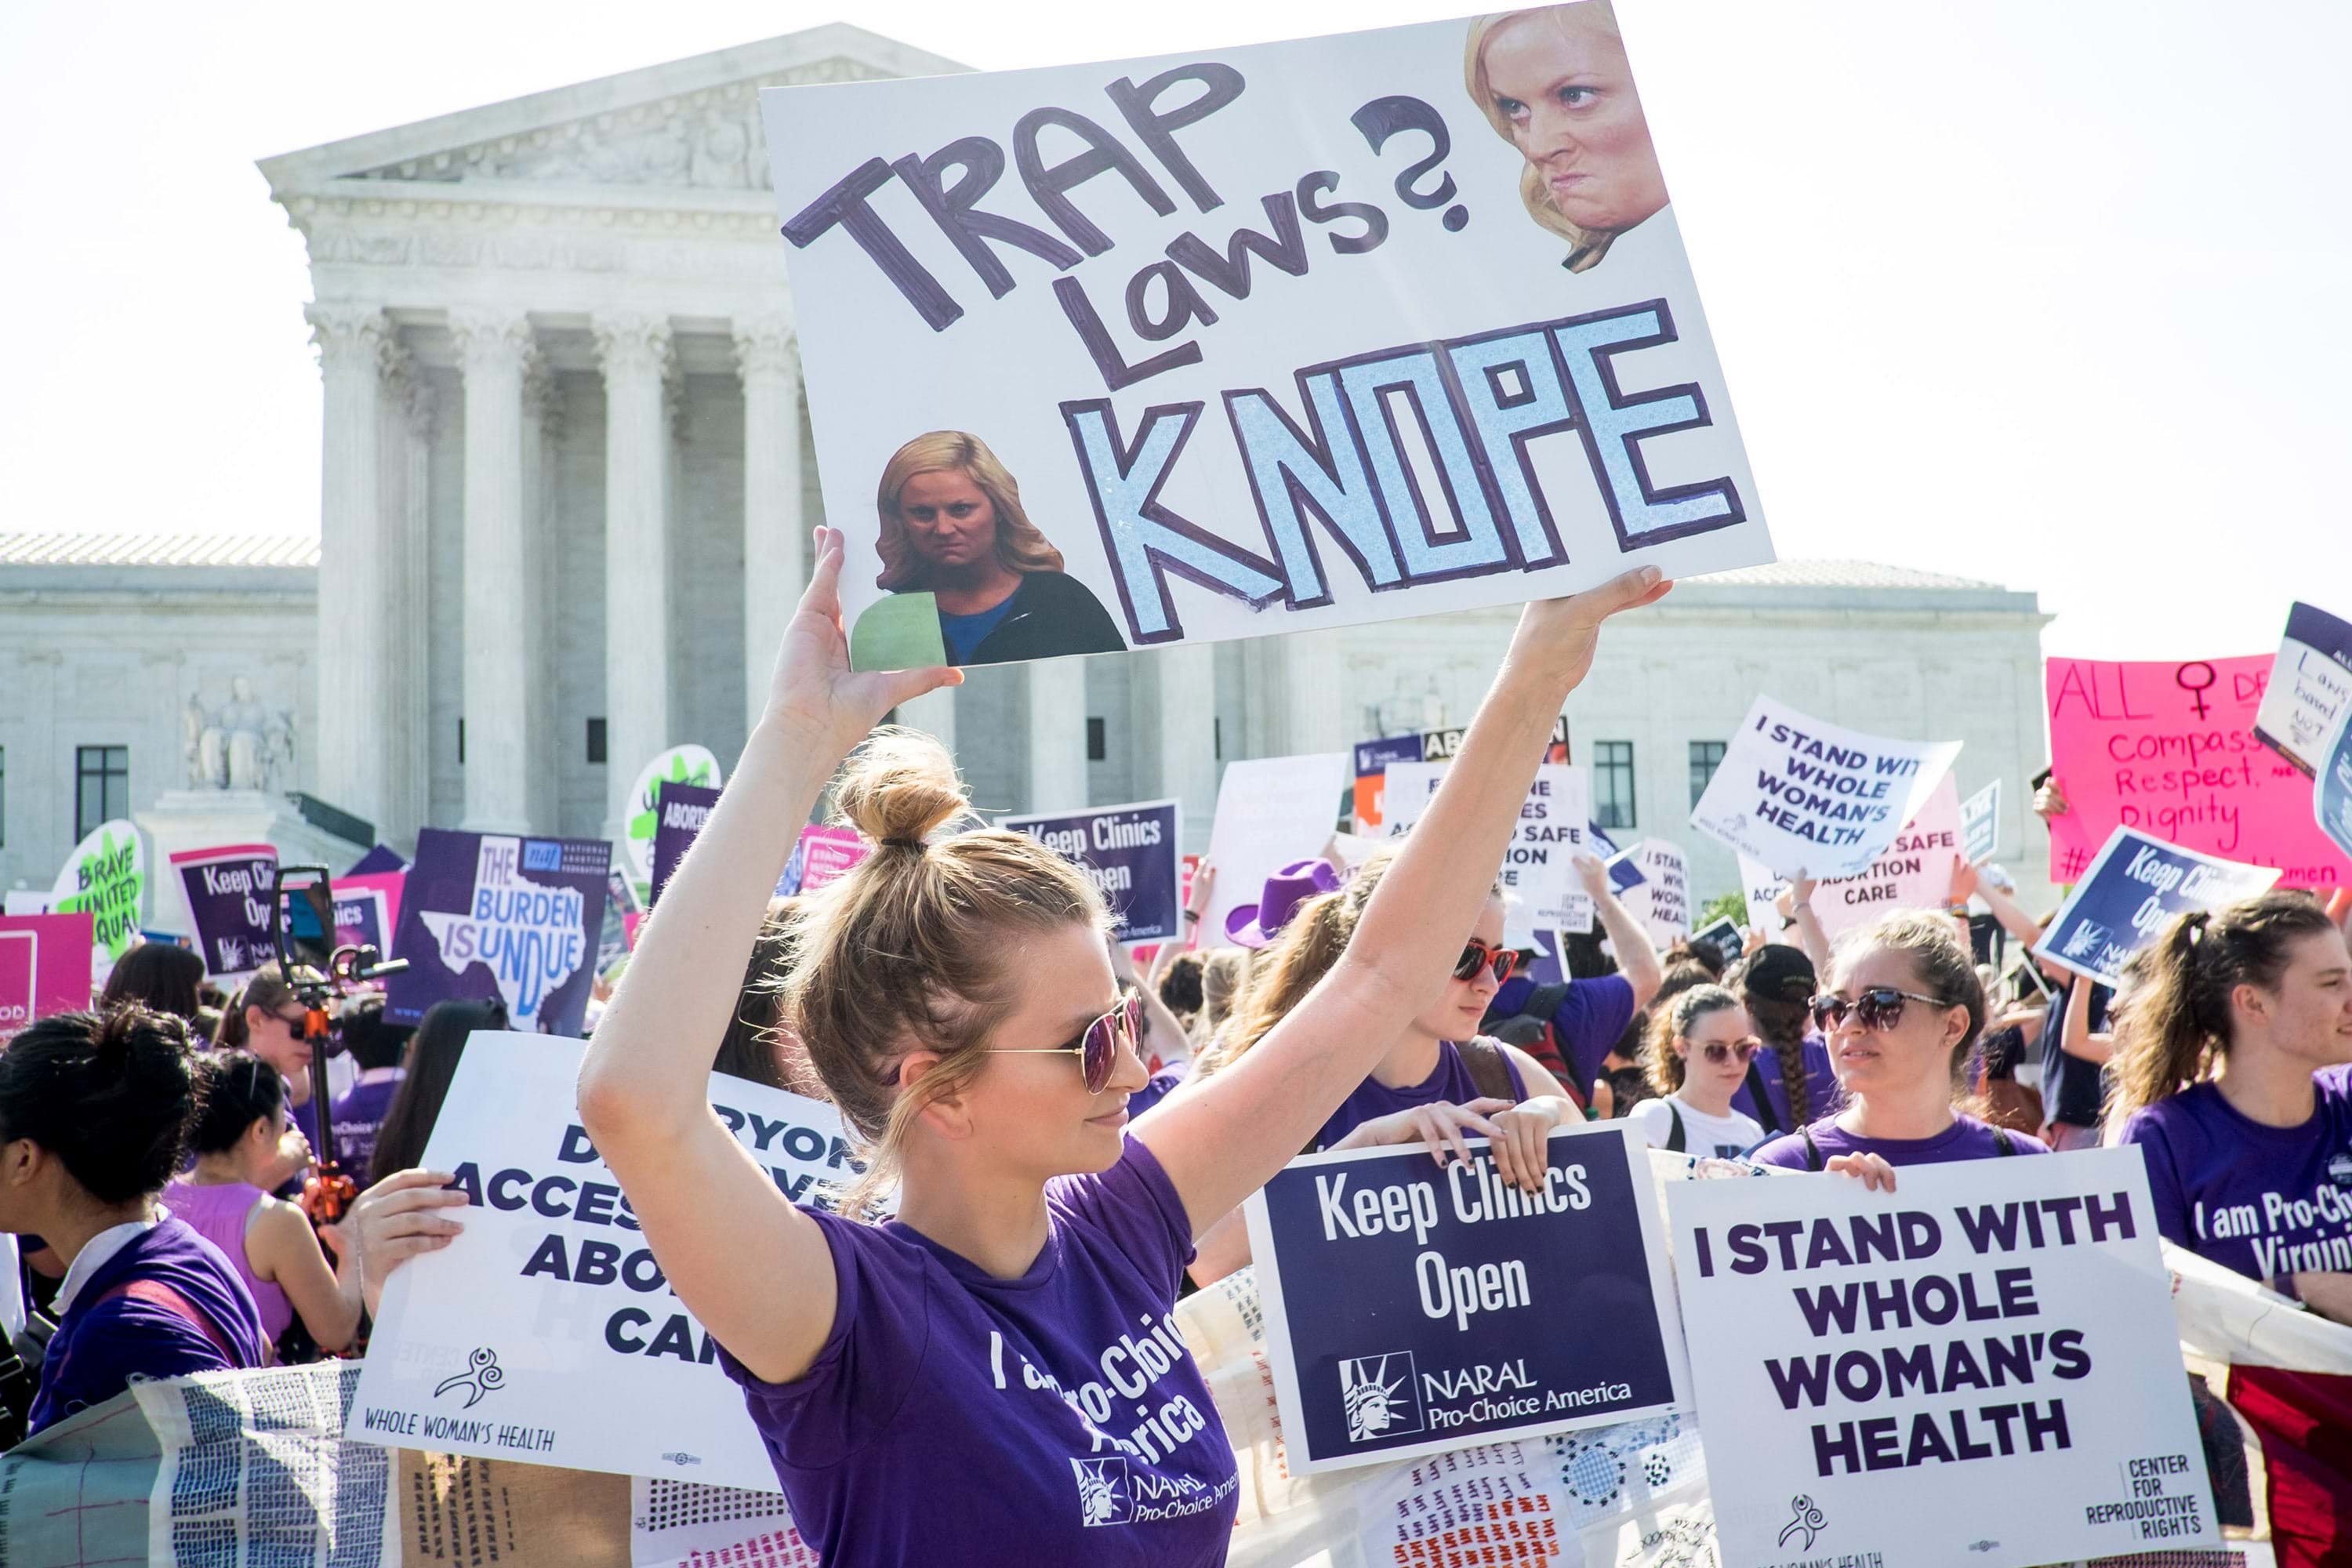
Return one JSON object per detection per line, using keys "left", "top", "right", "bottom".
{"left": 1145, "top": 863, "right": 1215, "bottom": 994}
{"left": 1577, "top": 851, "right": 1662, "bottom": 1007}
{"left": 1777, "top": 876, "right": 1832, "bottom": 975}
{"left": 577, "top": 529, "right": 957, "bottom": 1384}
{"left": 1136, "top": 568, "right": 1670, "bottom": 1230}
{"left": 2057, "top": 972, "right": 2114, "bottom": 1065}
{"left": 1949, "top": 858, "right": 2040, "bottom": 949}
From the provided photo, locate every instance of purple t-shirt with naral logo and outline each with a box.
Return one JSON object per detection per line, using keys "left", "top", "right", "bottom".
{"left": 1751, "top": 1112, "right": 2051, "bottom": 1171}
{"left": 717, "top": 1134, "right": 1237, "bottom": 1566}
{"left": 2117, "top": 1065, "right": 2352, "bottom": 1284}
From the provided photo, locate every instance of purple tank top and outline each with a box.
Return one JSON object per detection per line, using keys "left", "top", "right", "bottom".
{"left": 162, "top": 1178, "right": 291, "bottom": 1348}
{"left": 1312, "top": 1038, "right": 1530, "bottom": 1151}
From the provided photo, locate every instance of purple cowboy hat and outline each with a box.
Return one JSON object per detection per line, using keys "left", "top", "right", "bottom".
{"left": 1226, "top": 859, "right": 1343, "bottom": 949}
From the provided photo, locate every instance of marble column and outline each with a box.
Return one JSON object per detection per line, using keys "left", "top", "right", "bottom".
{"left": 378, "top": 343, "right": 436, "bottom": 852}
{"left": 449, "top": 308, "right": 535, "bottom": 834}
{"left": 305, "top": 303, "right": 389, "bottom": 831}
{"left": 593, "top": 313, "right": 675, "bottom": 837}
{"left": 1152, "top": 642, "right": 1221, "bottom": 851}
{"left": 734, "top": 318, "right": 804, "bottom": 735}
{"left": 1026, "top": 659, "right": 1091, "bottom": 811}
{"left": 1241, "top": 628, "right": 1348, "bottom": 760}
{"left": 521, "top": 355, "right": 562, "bottom": 834}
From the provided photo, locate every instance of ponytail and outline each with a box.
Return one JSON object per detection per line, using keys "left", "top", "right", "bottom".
{"left": 1642, "top": 984, "right": 1740, "bottom": 1097}
{"left": 2104, "top": 893, "right": 2338, "bottom": 1140}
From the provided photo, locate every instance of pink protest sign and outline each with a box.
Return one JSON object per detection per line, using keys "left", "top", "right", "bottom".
{"left": 795, "top": 826, "right": 873, "bottom": 893}
{"left": 2045, "top": 655, "right": 2350, "bottom": 888}
{"left": 0, "top": 911, "right": 97, "bottom": 1040}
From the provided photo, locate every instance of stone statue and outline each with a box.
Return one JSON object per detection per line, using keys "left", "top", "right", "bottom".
{"left": 187, "top": 677, "right": 296, "bottom": 792}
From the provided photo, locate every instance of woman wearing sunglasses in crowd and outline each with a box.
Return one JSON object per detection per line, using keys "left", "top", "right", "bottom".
{"left": 1751, "top": 911, "right": 2048, "bottom": 1185}
{"left": 1626, "top": 985, "right": 1766, "bottom": 1158}
{"left": 1178, "top": 849, "right": 1582, "bottom": 1285}
{"left": 574, "top": 526, "right": 1668, "bottom": 1566}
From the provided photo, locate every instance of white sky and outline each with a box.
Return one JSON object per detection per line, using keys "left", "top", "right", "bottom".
{"left": 2, "top": 0, "right": 2343, "bottom": 657}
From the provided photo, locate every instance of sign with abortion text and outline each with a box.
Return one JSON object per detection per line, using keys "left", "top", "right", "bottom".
{"left": 1669, "top": 1149, "right": 2216, "bottom": 1568}
{"left": 1000, "top": 799, "right": 1183, "bottom": 943}
{"left": 1245, "top": 1120, "right": 1687, "bottom": 1473}
{"left": 1740, "top": 774, "right": 1962, "bottom": 942}
{"left": 387, "top": 830, "right": 612, "bottom": 1036}
{"left": 2035, "top": 826, "right": 2281, "bottom": 989}
{"left": 1959, "top": 779, "right": 2001, "bottom": 866}
{"left": 0, "top": 912, "right": 95, "bottom": 1042}
{"left": 170, "top": 844, "right": 279, "bottom": 981}
{"left": 1382, "top": 761, "right": 1593, "bottom": 936}
{"left": 1690, "top": 697, "right": 1961, "bottom": 880}
{"left": 760, "top": 6, "right": 1773, "bottom": 673}
{"left": 348, "top": 1033, "right": 876, "bottom": 1493}
{"left": 622, "top": 746, "right": 722, "bottom": 884}
{"left": 2253, "top": 601, "right": 2352, "bottom": 779}
{"left": 2044, "top": 655, "right": 2349, "bottom": 888}
{"left": 650, "top": 783, "right": 721, "bottom": 907}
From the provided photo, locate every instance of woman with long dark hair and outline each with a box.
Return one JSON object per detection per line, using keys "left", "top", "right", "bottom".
{"left": 0, "top": 1007, "right": 268, "bottom": 1432}
{"left": 368, "top": 999, "right": 506, "bottom": 1186}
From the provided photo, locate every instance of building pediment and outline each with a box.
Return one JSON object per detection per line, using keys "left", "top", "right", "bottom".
{"left": 259, "top": 24, "right": 966, "bottom": 200}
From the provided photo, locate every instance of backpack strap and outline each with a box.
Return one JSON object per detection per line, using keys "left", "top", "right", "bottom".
{"left": 96, "top": 1277, "right": 238, "bottom": 1366}
{"left": 1521, "top": 983, "right": 1573, "bottom": 1024}
{"left": 1992, "top": 1127, "right": 2016, "bottom": 1157}
{"left": 1802, "top": 1127, "right": 1824, "bottom": 1173}
{"left": 1665, "top": 1103, "right": 1686, "bottom": 1155}
{"left": 1457, "top": 1037, "right": 1522, "bottom": 1105}
{"left": 1742, "top": 1059, "right": 1784, "bottom": 1137}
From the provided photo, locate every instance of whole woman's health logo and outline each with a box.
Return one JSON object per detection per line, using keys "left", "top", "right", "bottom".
{"left": 1339, "top": 1352, "right": 1422, "bottom": 1443}
{"left": 434, "top": 1347, "right": 506, "bottom": 1410}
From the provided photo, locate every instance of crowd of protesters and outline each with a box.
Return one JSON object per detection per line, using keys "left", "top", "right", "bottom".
{"left": 2, "top": 530, "right": 2347, "bottom": 1566}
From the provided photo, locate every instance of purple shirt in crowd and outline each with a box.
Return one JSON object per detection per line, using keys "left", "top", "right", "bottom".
{"left": 1128, "top": 1058, "right": 1191, "bottom": 1120}
{"left": 31, "top": 1216, "right": 269, "bottom": 1435}
{"left": 718, "top": 1135, "right": 1237, "bottom": 1566}
{"left": 2117, "top": 1065, "right": 2352, "bottom": 1284}
{"left": 1312, "top": 1038, "right": 1530, "bottom": 1152}
{"left": 1489, "top": 973, "right": 1635, "bottom": 1094}
{"left": 1731, "top": 1033, "right": 1844, "bottom": 1139}
{"left": 330, "top": 1068, "right": 405, "bottom": 1179}
{"left": 162, "top": 1178, "right": 293, "bottom": 1345}
{"left": 1751, "top": 1112, "right": 2051, "bottom": 1171}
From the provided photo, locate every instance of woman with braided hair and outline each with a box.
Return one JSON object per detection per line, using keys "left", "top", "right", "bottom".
{"left": 1726, "top": 942, "right": 1838, "bottom": 1140}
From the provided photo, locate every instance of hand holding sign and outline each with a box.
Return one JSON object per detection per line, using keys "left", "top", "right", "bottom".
{"left": 760, "top": 527, "right": 964, "bottom": 760}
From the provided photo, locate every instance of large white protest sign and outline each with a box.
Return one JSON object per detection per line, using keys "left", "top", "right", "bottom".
{"left": 1739, "top": 774, "right": 1962, "bottom": 942}
{"left": 759, "top": 6, "right": 1772, "bottom": 673}
{"left": 1690, "top": 696, "right": 1961, "bottom": 880}
{"left": 349, "top": 1033, "right": 877, "bottom": 1493}
{"left": 1382, "top": 760, "right": 1593, "bottom": 937}
{"left": 1669, "top": 1149, "right": 2216, "bottom": 1568}
{"left": 1201, "top": 752, "right": 1348, "bottom": 942}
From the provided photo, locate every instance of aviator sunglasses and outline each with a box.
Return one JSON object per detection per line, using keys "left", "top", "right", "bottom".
{"left": 1809, "top": 987, "right": 1949, "bottom": 1033}
{"left": 989, "top": 992, "right": 1143, "bottom": 1094}
{"left": 1454, "top": 939, "right": 1519, "bottom": 985}
{"left": 1694, "top": 1036, "right": 1763, "bottom": 1066}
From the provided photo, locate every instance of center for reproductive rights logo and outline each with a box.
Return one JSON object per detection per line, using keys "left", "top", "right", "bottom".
{"left": 1340, "top": 1352, "right": 1423, "bottom": 1443}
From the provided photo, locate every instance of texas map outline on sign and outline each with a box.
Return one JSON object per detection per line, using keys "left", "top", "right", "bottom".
{"left": 416, "top": 837, "right": 586, "bottom": 1028}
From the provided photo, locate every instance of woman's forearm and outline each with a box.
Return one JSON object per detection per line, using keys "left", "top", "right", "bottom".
{"left": 580, "top": 723, "right": 835, "bottom": 1142}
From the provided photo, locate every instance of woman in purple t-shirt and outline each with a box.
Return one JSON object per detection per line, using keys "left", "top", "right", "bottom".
{"left": 1181, "top": 847, "right": 1583, "bottom": 1284}
{"left": 1751, "top": 910, "right": 2049, "bottom": 1186}
{"left": 2107, "top": 894, "right": 2352, "bottom": 1320}
{"left": 575, "top": 525, "right": 1670, "bottom": 1567}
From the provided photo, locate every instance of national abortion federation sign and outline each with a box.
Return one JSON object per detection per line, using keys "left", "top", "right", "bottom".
{"left": 1243, "top": 1121, "right": 1687, "bottom": 1473}
{"left": 1000, "top": 799, "right": 1182, "bottom": 943}
{"left": 760, "top": 5, "right": 1773, "bottom": 673}
{"left": 2035, "top": 826, "right": 2281, "bottom": 989}
{"left": 1384, "top": 761, "right": 1593, "bottom": 935}
{"left": 1668, "top": 1149, "right": 2216, "bottom": 1568}
{"left": 1690, "top": 697, "right": 1961, "bottom": 880}
{"left": 387, "top": 829, "right": 613, "bottom": 1036}
{"left": 350, "top": 1033, "right": 870, "bottom": 1494}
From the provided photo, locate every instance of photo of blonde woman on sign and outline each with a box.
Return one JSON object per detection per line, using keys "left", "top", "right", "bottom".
{"left": 1465, "top": 2, "right": 1669, "bottom": 274}
{"left": 854, "top": 430, "right": 1126, "bottom": 669}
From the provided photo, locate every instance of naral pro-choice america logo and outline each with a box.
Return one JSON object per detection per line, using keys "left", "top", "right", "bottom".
{"left": 1071, "top": 1457, "right": 1132, "bottom": 1526}
{"left": 1339, "top": 1352, "right": 1422, "bottom": 1443}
